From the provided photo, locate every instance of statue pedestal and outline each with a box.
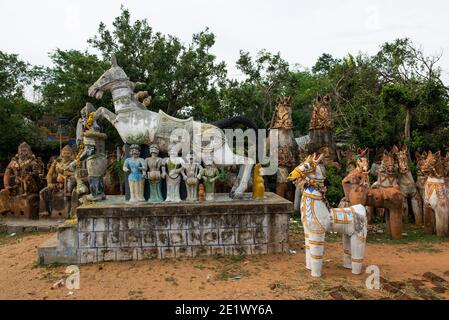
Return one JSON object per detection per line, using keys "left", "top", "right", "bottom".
{"left": 1, "top": 194, "right": 39, "bottom": 219}
{"left": 37, "top": 193, "right": 292, "bottom": 264}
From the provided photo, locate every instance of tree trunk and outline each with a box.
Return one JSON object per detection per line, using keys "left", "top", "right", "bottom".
{"left": 404, "top": 106, "right": 412, "bottom": 143}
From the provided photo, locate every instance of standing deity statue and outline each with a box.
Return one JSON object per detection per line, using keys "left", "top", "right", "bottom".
{"left": 181, "top": 153, "right": 203, "bottom": 202}
{"left": 123, "top": 144, "right": 146, "bottom": 203}
{"left": 162, "top": 145, "right": 185, "bottom": 202}
{"left": 199, "top": 156, "right": 220, "bottom": 201}
{"left": 39, "top": 145, "right": 76, "bottom": 215}
{"left": 76, "top": 128, "right": 108, "bottom": 202}
{"left": 144, "top": 144, "right": 164, "bottom": 203}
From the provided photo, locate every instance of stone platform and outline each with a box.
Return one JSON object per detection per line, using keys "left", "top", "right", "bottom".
{"left": 37, "top": 193, "right": 292, "bottom": 265}
{"left": 0, "top": 218, "right": 62, "bottom": 234}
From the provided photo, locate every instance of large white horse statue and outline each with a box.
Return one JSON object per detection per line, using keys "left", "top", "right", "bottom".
{"left": 288, "top": 153, "right": 368, "bottom": 278}
{"left": 88, "top": 55, "right": 254, "bottom": 198}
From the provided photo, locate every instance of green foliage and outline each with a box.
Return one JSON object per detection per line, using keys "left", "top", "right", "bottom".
{"left": 325, "top": 165, "right": 343, "bottom": 207}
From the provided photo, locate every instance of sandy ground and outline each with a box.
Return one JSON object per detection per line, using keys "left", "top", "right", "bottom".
{"left": 0, "top": 225, "right": 448, "bottom": 300}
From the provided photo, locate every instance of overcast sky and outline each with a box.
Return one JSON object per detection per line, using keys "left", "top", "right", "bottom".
{"left": 1, "top": 0, "right": 449, "bottom": 83}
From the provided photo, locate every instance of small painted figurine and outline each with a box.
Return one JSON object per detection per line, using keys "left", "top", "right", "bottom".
{"left": 198, "top": 183, "right": 206, "bottom": 202}
{"left": 144, "top": 144, "right": 164, "bottom": 203}
{"left": 252, "top": 163, "right": 265, "bottom": 200}
{"left": 200, "top": 157, "right": 220, "bottom": 201}
{"left": 123, "top": 144, "right": 146, "bottom": 203}
{"left": 162, "top": 145, "right": 185, "bottom": 202}
{"left": 182, "top": 153, "right": 203, "bottom": 202}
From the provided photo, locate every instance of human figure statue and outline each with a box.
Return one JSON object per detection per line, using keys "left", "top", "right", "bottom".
{"left": 39, "top": 145, "right": 76, "bottom": 215}
{"left": 144, "top": 144, "right": 164, "bottom": 203}
{"left": 123, "top": 144, "right": 146, "bottom": 203}
{"left": 0, "top": 142, "right": 44, "bottom": 216}
{"left": 199, "top": 157, "right": 220, "bottom": 201}
{"left": 181, "top": 153, "right": 203, "bottom": 202}
{"left": 162, "top": 145, "right": 185, "bottom": 202}
{"left": 76, "top": 127, "right": 108, "bottom": 202}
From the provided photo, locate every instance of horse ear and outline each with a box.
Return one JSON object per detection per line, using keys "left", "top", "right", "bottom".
{"left": 323, "top": 95, "right": 331, "bottom": 103}
{"left": 316, "top": 95, "right": 322, "bottom": 103}
{"left": 276, "top": 96, "right": 281, "bottom": 104}
{"left": 392, "top": 145, "right": 399, "bottom": 153}
{"left": 422, "top": 151, "right": 428, "bottom": 158}
{"left": 111, "top": 54, "right": 118, "bottom": 67}
{"left": 435, "top": 151, "right": 441, "bottom": 158}
{"left": 287, "top": 96, "right": 292, "bottom": 104}
{"left": 415, "top": 152, "right": 421, "bottom": 159}
{"left": 403, "top": 145, "right": 408, "bottom": 152}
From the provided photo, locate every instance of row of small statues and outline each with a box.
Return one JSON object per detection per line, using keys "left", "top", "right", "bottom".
{"left": 124, "top": 144, "right": 220, "bottom": 203}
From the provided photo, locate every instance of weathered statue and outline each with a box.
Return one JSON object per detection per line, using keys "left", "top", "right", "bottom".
{"left": 144, "top": 144, "right": 164, "bottom": 203}
{"left": 270, "top": 96, "right": 298, "bottom": 201}
{"left": 0, "top": 142, "right": 44, "bottom": 217}
{"left": 415, "top": 151, "right": 429, "bottom": 210}
{"left": 78, "top": 129, "right": 108, "bottom": 202}
{"left": 288, "top": 154, "right": 368, "bottom": 278}
{"left": 162, "top": 145, "right": 185, "bottom": 202}
{"left": 200, "top": 157, "right": 220, "bottom": 201}
{"left": 340, "top": 148, "right": 369, "bottom": 207}
{"left": 310, "top": 95, "right": 333, "bottom": 130}
{"left": 181, "top": 153, "right": 202, "bottom": 202}
{"left": 88, "top": 55, "right": 256, "bottom": 199}
{"left": 419, "top": 151, "right": 448, "bottom": 237}
{"left": 123, "top": 144, "right": 146, "bottom": 203}
{"left": 39, "top": 145, "right": 76, "bottom": 217}
{"left": 252, "top": 163, "right": 265, "bottom": 200}
{"left": 392, "top": 145, "right": 423, "bottom": 225}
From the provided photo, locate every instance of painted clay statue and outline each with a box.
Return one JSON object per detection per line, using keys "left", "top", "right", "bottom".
{"left": 200, "top": 157, "right": 220, "bottom": 201}
{"left": 162, "top": 145, "right": 185, "bottom": 202}
{"left": 198, "top": 183, "right": 206, "bottom": 202}
{"left": 123, "top": 144, "right": 146, "bottom": 203}
{"left": 252, "top": 163, "right": 265, "bottom": 200}
{"left": 288, "top": 154, "right": 368, "bottom": 278}
{"left": 144, "top": 144, "right": 164, "bottom": 203}
{"left": 392, "top": 145, "right": 423, "bottom": 225}
{"left": 78, "top": 129, "right": 108, "bottom": 202}
{"left": 39, "top": 145, "right": 76, "bottom": 215}
{"left": 181, "top": 153, "right": 203, "bottom": 202}
{"left": 419, "top": 151, "right": 448, "bottom": 236}
{"left": 0, "top": 142, "right": 44, "bottom": 217}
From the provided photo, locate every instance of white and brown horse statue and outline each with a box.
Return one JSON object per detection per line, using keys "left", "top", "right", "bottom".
{"left": 288, "top": 154, "right": 368, "bottom": 278}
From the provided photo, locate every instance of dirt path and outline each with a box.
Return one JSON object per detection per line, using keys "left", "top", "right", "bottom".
{"left": 0, "top": 227, "right": 448, "bottom": 300}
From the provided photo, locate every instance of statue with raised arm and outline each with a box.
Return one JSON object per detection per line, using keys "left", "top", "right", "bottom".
{"left": 144, "top": 144, "right": 164, "bottom": 203}
{"left": 182, "top": 153, "right": 203, "bottom": 202}
{"left": 123, "top": 144, "right": 146, "bottom": 203}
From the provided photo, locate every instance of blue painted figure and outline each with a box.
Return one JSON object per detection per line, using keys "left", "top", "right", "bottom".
{"left": 123, "top": 144, "right": 146, "bottom": 203}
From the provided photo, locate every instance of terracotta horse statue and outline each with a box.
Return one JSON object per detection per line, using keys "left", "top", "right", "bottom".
{"left": 392, "top": 145, "right": 423, "bottom": 225}
{"left": 419, "top": 151, "right": 449, "bottom": 236}
{"left": 89, "top": 55, "right": 255, "bottom": 198}
{"left": 288, "top": 154, "right": 368, "bottom": 278}
{"left": 344, "top": 151, "right": 404, "bottom": 240}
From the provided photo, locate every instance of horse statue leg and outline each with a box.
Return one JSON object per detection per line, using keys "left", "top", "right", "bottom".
{"left": 93, "top": 107, "right": 118, "bottom": 125}
{"left": 411, "top": 191, "right": 423, "bottom": 225}
{"left": 343, "top": 234, "right": 352, "bottom": 269}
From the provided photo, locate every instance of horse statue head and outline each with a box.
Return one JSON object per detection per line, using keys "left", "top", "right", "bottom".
{"left": 88, "top": 54, "right": 132, "bottom": 100}
{"left": 288, "top": 153, "right": 326, "bottom": 191}
{"left": 355, "top": 148, "right": 369, "bottom": 173}
{"left": 380, "top": 149, "right": 397, "bottom": 176}
{"left": 392, "top": 145, "right": 410, "bottom": 175}
{"left": 421, "top": 151, "right": 445, "bottom": 178}
{"left": 270, "top": 96, "right": 293, "bottom": 129}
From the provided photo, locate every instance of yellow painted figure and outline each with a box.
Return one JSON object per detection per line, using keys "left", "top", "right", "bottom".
{"left": 252, "top": 163, "right": 265, "bottom": 200}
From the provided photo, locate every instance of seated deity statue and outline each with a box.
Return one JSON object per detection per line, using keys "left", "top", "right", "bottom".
{"left": 39, "top": 145, "right": 76, "bottom": 217}
{"left": 0, "top": 142, "right": 44, "bottom": 217}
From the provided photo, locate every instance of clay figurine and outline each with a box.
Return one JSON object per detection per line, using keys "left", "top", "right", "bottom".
{"left": 200, "top": 157, "right": 220, "bottom": 201}
{"left": 123, "top": 144, "right": 146, "bottom": 203}
{"left": 252, "top": 163, "right": 265, "bottom": 200}
{"left": 144, "top": 144, "right": 164, "bottom": 203}
{"left": 162, "top": 145, "right": 184, "bottom": 202}
{"left": 182, "top": 153, "right": 203, "bottom": 202}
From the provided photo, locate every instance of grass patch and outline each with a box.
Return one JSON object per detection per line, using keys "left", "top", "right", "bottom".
{"left": 367, "top": 224, "right": 449, "bottom": 245}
